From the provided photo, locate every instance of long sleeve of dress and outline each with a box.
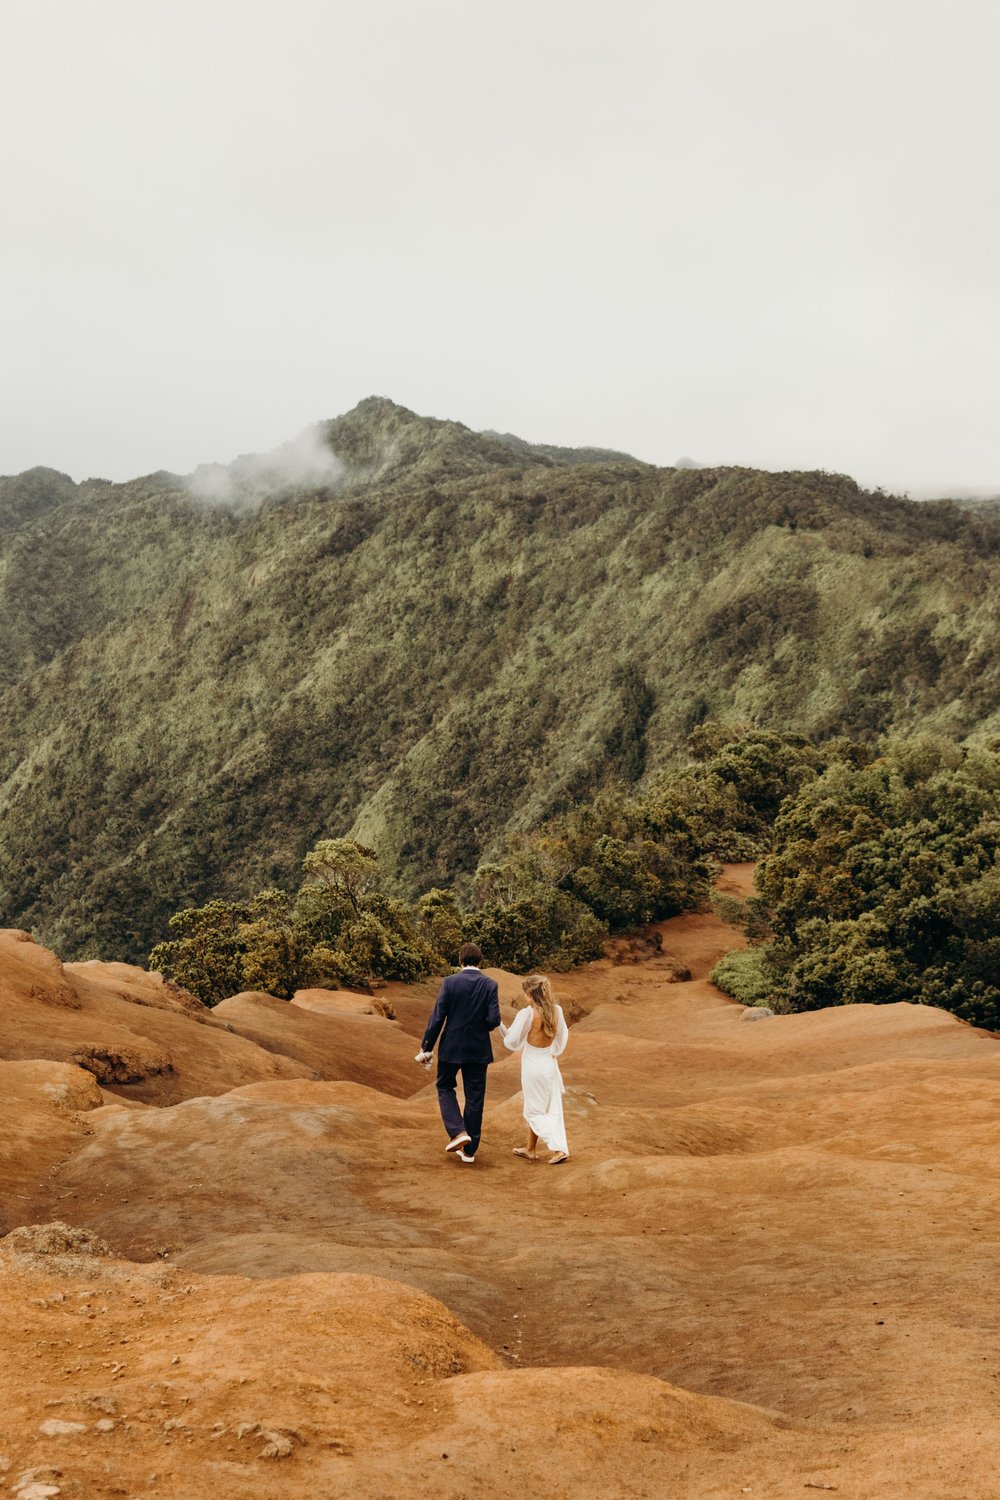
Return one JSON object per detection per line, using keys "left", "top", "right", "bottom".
{"left": 550, "top": 1007, "right": 569, "bottom": 1057}
{"left": 502, "top": 1007, "right": 532, "bottom": 1053}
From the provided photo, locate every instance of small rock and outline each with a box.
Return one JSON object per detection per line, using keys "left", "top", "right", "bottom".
{"left": 94, "top": 1419, "right": 115, "bottom": 1433}
{"left": 68, "top": 1044, "right": 173, "bottom": 1085}
{"left": 15, "top": 1471, "right": 62, "bottom": 1500}
{"left": 259, "top": 1431, "right": 294, "bottom": 1460}
{"left": 234, "top": 1422, "right": 299, "bottom": 1460}
{"left": 81, "top": 1395, "right": 117, "bottom": 1415}
{"left": 740, "top": 1006, "right": 775, "bottom": 1022}
{"left": 38, "top": 1420, "right": 86, "bottom": 1437}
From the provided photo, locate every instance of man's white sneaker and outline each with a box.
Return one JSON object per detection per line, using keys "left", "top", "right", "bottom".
{"left": 457, "top": 1150, "right": 476, "bottom": 1164}
{"left": 445, "top": 1131, "right": 472, "bottom": 1153}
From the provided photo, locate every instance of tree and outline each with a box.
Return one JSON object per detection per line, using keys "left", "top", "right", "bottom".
{"left": 568, "top": 836, "right": 660, "bottom": 928}
{"left": 301, "top": 838, "right": 379, "bottom": 915}
{"left": 237, "top": 889, "right": 304, "bottom": 998}
{"left": 467, "top": 885, "right": 606, "bottom": 972}
{"left": 415, "top": 887, "right": 464, "bottom": 967}
{"left": 148, "top": 898, "right": 249, "bottom": 1005}
{"left": 734, "top": 740, "right": 1000, "bottom": 1025}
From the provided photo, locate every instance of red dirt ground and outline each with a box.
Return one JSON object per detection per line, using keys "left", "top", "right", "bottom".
{"left": 2, "top": 864, "right": 999, "bottom": 1497}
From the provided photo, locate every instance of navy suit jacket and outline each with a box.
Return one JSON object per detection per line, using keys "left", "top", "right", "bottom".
{"left": 422, "top": 967, "right": 501, "bottom": 1064}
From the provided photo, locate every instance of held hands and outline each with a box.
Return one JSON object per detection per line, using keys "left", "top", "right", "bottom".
{"left": 414, "top": 1050, "right": 434, "bottom": 1069}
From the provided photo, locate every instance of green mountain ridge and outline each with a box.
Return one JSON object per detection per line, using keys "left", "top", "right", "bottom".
{"left": 1, "top": 397, "right": 998, "bottom": 962}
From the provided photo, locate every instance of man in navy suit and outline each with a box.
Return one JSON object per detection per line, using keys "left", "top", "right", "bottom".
{"left": 416, "top": 942, "right": 501, "bottom": 1165}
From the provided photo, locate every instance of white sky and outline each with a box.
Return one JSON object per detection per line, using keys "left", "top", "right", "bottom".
{"left": 1, "top": 0, "right": 997, "bottom": 494}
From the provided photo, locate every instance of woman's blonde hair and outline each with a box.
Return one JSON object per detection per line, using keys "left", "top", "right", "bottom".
{"left": 522, "top": 974, "right": 557, "bottom": 1040}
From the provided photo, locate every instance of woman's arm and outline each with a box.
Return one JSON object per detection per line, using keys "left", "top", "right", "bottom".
{"left": 550, "top": 1006, "right": 569, "bottom": 1057}
{"left": 502, "top": 1006, "right": 531, "bottom": 1052}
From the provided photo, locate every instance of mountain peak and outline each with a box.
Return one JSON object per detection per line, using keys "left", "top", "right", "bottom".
{"left": 322, "top": 397, "right": 523, "bottom": 483}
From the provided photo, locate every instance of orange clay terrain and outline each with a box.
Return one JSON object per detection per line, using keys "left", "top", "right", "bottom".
{"left": 1, "top": 864, "right": 999, "bottom": 1499}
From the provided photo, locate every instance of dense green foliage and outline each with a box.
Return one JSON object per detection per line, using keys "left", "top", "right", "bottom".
{"left": 2, "top": 398, "right": 999, "bottom": 963}
{"left": 149, "top": 838, "right": 441, "bottom": 1002}
{"left": 152, "top": 727, "right": 819, "bottom": 1000}
{"left": 707, "top": 946, "right": 773, "bottom": 1005}
{"left": 711, "top": 736, "right": 1000, "bottom": 1030}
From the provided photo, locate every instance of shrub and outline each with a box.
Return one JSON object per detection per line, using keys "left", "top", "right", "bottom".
{"left": 751, "top": 739, "right": 1000, "bottom": 1025}
{"left": 415, "top": 887, "right": 464, "bottom": 967}
{"left": 466, "top": 886, "right": 607, "bottom": 973}
{"left": 710, "top": 947, "right": 775, "bottom": 1006}
{"left": 148, "top": 898, "right": 249, "bottom": 1006}
{"left": 710, "top": 891, "right": 771, "bottom": 941}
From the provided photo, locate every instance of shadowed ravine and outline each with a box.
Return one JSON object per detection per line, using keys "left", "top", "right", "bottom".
{"left": 2, "top": 864, "right": 999, "bottom": 1496}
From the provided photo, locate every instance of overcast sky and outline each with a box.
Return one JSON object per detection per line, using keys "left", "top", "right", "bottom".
{"left": 2, "top": 0, "right": 997, "bottom": 494}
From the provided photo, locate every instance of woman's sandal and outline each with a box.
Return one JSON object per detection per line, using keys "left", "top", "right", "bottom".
{"left": 547, "top": 1151, "right": 569, "bottom": 1165}
{"left": 513, "top": 1147, "right": 538, "bottom": 1161}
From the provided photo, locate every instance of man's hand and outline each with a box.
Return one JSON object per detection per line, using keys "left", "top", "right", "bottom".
{"left": 414, "top": 1049, "right": 433, "bottom": 1068}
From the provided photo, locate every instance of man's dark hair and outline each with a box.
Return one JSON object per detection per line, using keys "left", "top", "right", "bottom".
{"left": 459, "top": 942, "right": 483, "bottom": 967}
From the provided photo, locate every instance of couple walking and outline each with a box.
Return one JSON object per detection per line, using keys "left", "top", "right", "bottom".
{"left": 415, "top": 943, "right": 570, "bottom": 1165}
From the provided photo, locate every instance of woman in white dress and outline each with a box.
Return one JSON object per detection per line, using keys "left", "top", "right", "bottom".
{"left": 500, "top": 974, "right": 569, "bottom": 1164}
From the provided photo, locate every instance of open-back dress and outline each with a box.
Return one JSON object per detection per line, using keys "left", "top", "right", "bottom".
{"left": 501, "top": 1004, "right": 569, "bottom": 1155}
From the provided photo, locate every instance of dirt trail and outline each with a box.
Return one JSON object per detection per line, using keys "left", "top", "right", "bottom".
{"left": 2, "top": 866, "right": 1000, "bottom": 1497}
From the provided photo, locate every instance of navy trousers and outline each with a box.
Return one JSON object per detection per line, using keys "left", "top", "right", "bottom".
{"left": 436, "top": 1059, "right": 489, "bottom": 1155}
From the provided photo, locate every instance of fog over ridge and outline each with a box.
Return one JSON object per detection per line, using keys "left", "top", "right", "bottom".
{"left": 186, "top": 424, "right": 347, "bottom": 506}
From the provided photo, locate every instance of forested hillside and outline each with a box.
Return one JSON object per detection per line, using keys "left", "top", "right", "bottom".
{"left": 1, "top": 397, "right": 998, "bottom": 962}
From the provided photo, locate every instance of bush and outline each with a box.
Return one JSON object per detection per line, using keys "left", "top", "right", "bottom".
{"left": 325, "top": 910, "right": 426, "bottom": 988}
{"left": 148, "top": 898, "right": 249, "bottom": 1006}
{"left": 415, "top": 887, "right": 463, "bottom": 966}
{"left": 568, "top": 836, "right": 661, "bottom": 928}
{"left": 467, "top": 887, "right": 607, "bottom": 973}
{"left": 749, "top": 738, "right": 1000, "bottom": 1026}
{"left": 147, "top": 725, "right": 850, "bottom": 999}
{"left": 710, "top": 891, "right": 771, "bottom": 941}
{"left": 148, "top": 840, "right": 427, "bottom": 1003}
{"left": 710, "top": 947, "right": 775, "bottom": 1006}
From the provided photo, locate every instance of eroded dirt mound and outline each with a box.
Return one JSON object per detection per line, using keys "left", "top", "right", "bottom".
{"left": 67, "top": 1045, "right": 174, "bottom": 1086}
{"left": 0, "top": 1062, "right": 104, "bottom": 1234}
{"left": 0, "top": 1247, "right": 806, "bottom": 1498}
{"left": 3, "top": 871, "right": 1000, "bottom": 1495}
{"left": 215, "top": 991, "right": 419, "bottom": 1095}
{"left": 291, "top": 987, "right": 396, "bottom": 1019}
{"left": 1, "top": 1221, "right": 115, "bottom": 1273}
{"left": 0, "top": 933, "right": 314, "bottom": 1104}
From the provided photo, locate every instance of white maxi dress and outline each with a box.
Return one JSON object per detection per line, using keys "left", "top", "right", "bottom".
{"left": 501, "top": 1005, "right": 569, "bottom": 1155}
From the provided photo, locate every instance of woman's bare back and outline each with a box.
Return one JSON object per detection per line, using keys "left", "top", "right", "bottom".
{"left": 524, "top": 1003, "right": 556, "bottom": 1049}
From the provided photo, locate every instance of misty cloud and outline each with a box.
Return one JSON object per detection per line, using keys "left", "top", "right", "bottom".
{"left": 186, "top": 425, "right": 346, "bottom": 507}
